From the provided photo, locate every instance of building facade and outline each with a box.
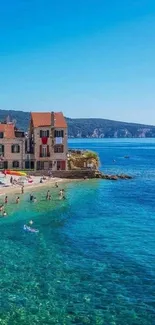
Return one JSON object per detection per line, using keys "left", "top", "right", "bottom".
{"left": 0, "top": 123, "right": 25, "bottom": 169}
{"left": 26, "top": 112, "right": 68, "bottom": 170}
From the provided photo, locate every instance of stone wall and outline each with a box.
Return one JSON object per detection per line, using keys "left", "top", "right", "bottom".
{"left": 27, "top": 169, "right": 97, "bottom": 179}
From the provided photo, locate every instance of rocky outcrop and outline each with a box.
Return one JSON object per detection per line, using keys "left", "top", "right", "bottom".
{"left": 95, "top": 171, "right": 133, "bottom": 181}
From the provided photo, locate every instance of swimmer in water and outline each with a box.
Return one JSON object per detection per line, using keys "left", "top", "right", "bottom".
{"left": 33, "top": 197, "right": 37, "bottom": 202}
{"left": 55, "top": 182, "right": 58, "bottom": 188}
{"left": 29, "top": 220, "right": 33, "bottom": 225}
{"left": 30, "top": 194, "right": 33, "bottom": 201}
{"left": 46, "top": 190, "right": 50, "bottom": 200}
{"left": 4, "top": 196, "right": 8, "bottom": 204}
{"left": 16, "top": 197, "right": 20, "bottom": 204}
{"left": 3, "top": 211, "right": 7, "bottom": 217}
{"left": 0, "top": 204, "right": 4, "bottom": 212}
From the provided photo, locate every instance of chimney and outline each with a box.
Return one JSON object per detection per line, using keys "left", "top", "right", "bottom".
{"left": 51, "top": 112, "right": 55, "bottom": 127}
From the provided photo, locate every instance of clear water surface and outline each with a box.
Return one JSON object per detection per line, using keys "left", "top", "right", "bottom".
{"left": 0, "top": 138, "right": 155, "bottom": 324}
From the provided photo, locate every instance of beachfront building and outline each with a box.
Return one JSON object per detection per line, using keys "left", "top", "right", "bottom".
{"left": 0, "top": 122, "right": 25, "bottom": 169}
{"left": 25, "top": 112, "right": 68, "bottom": 170}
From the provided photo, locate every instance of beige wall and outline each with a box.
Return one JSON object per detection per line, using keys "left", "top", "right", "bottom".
{"left": 32, "top": 126, "right": 68, "bottom": 167}
{"left": 0, "top": 138, "right": 25, "bottom": 169}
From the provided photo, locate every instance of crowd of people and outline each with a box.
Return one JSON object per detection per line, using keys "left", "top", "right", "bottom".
{"left": 0, "top": 182, "right": 66, "bottom": 219}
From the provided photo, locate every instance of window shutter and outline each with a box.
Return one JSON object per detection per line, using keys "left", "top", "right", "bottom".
{"left": 61, "top": 130, "right": 64, "bottom": 138}
{"left": 18, "top": 145, "right": 20, "bottom": 153}
{"left": 11, "top": 145, "right": 14, "bottom": 153}
{"left": 2, "top": 145, "right": 4, "bottom": 154}
{"left": 40, "top": 145, "right": 42, "bottom": 157}
{"left": 40, "top": 130, "right": 42, "bottom": 138}
{"left": 47, "top": 145, "right": 50, "bottom": 156}
{"left": 47, "top": 130, "right": 49, "bottom": 137}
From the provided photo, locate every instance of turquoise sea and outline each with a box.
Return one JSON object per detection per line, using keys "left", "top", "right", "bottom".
{"left": 0, "top": 139, "right": 155, "bottom": 325}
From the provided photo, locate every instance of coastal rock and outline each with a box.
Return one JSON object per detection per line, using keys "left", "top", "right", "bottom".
{"left": 117, "top": 174, "right": 133, "bottom": 180}
{"left": 99, "top": 173, "right": 133, "bottom": 181}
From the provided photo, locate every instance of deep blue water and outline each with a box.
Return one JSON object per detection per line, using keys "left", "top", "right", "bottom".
{"left": 0, "top": 139, "right": 155, "bottom": 324}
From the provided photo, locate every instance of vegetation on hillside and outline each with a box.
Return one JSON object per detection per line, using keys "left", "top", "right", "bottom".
{"left": 0, "top": 109, "right": 155, "bottom": 138}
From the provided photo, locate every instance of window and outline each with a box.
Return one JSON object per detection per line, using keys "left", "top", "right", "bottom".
{"left": 40, "top": 145, "right": 50, "bottom": 157}
{"left": 40, "top": 130, "right": 49, "bottom": 138}
{"left": 0, "top": 132, "right": 4, "bottom": 138}
{"left": 54, "top": 145, "right": 64, "bottom": 153}
{"left": 12, "top": 161, "right": 19, "bottom": 168}
{"left": 37, "top": 161, "right": 44, "bottom": 170}
{"left": 12, "top": 144, "right": 20, "bottom": 153}
{"left": 54, "top": 130, "right": 64, "bottom": 138}
{"left": 0, "top": 145, "right": 4, "bottom": 155}
{"left": 42, "top": 146, "right": 47, "bottom": 157}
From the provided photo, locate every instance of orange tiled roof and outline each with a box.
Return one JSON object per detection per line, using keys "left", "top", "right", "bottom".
{"left": 31, "top": 112, "right": 67, "bottom": 128}
{"left": 0, "top": 124, "right": 15, "bottom": 138}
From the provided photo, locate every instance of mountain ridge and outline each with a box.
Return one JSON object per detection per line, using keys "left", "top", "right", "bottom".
{"left": 0, "top": 109, "right": 155, "bottom": 138}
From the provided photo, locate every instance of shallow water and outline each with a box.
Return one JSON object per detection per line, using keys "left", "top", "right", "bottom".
{"left": 0, "top": 139, "right": 155, "bottom": 324}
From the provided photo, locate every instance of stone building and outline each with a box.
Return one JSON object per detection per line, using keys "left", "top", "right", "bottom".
{"left": 25, "top": 112, "right": 68, "bottom": 170}
{"left": 0, "top": 123, "right": 25, "bottom": 169}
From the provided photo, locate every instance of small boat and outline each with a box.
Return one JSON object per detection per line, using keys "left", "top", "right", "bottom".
{"left": 23, "top": 225, "right": 39, "bottom": 233}
{"left": 124, "top": 156, "right": 130, "bottom": 159}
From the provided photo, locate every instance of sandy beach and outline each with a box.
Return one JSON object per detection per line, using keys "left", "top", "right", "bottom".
{"left": 0, "top": 173, "right": 70, "bottom": 196}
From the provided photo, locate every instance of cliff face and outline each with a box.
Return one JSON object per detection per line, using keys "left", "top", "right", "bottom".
{"left": 0, "top": 109, "right": 155, "bottom": 138}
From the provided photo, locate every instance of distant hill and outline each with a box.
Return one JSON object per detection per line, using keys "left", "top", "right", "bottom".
{"left": 0, "top": 109, "right": 155, "bottom": 138}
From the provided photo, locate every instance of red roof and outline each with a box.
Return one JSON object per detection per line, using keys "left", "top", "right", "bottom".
{"left": 0, "top": 124, "right": 15, "bottom": 138}
{"left": 31, "top": 112, "right": 67, "bottom": 128}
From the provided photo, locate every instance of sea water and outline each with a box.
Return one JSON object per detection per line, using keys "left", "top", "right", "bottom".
{"left": 0, "top": 139, "right": 155, "bottom": 324}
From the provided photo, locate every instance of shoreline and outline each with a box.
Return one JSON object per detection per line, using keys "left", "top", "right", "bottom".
{"left": 0, "top": 177, "right": 76, "bottom": 196}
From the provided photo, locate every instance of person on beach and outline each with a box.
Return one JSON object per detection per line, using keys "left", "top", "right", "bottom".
{"left": 48, "top": 169, "right": 52, "bottom": 178}
{"left": 16, "top": 197, "right": 20, "bottom": 204}
{"left": 21, "top": 185, "right": 24, "bottom": 194}
{"left": 10, "top": 176, "right": 13, "bottom": 184}
{"left": 4, "top": 196, "right": 8, "bottom": 204}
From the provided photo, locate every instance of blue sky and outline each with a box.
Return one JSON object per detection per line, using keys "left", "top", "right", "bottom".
{"left": 0, "top": 0, "right": 155, "bottom": 124}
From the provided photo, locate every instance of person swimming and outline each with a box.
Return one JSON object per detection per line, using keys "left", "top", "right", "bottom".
{"left": 46, "top": 190, "right": 50, "bottom": 200}
{"left": 32, "top": 197, "right": 37, "bottom": 202}
{"left": 16, "top": 197, "right": 20, "bottom": 204}
{"left": 4, "top": 196, "right": 8, "bottom": 204}
{"left": 30, "top": 194, "right": 33, "bottom": 201}
{"left": 3, "top": 211, "right": 7, "bottom": 217}
{"left": 0, "top": 204, "right": 4, "bottom": 212}
{"left": 29, "top": 220, "right": 33, "bottom": 225}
